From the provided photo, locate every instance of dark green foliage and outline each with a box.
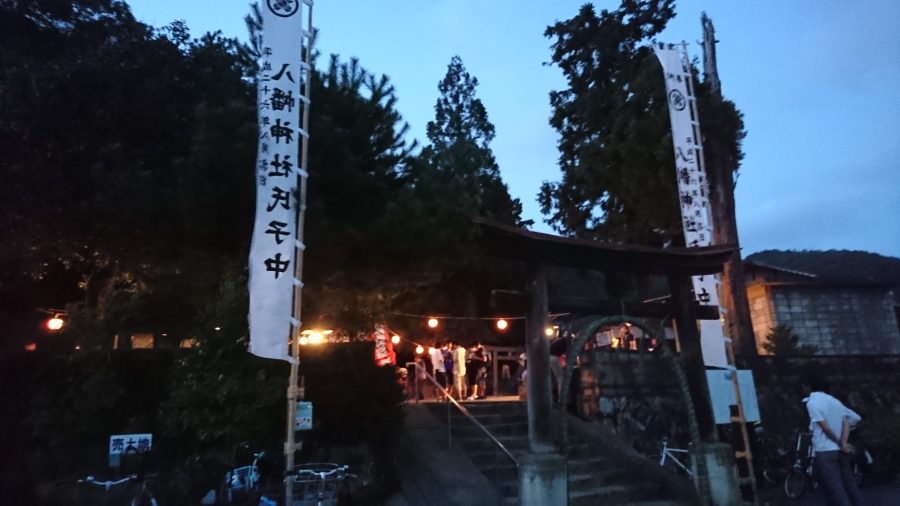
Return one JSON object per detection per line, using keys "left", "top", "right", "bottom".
{"left": 27, "top": 350, "right": 176, "bottom": 477}
{"left": 300, "top": 56, "right": 422, "bottom": 331}
{"left": 761, "top": 324, "right": 817, "bottom": 356}
{"left": 297, "top": 343, "right": 405, "bottom": 447}
{"left": 157, "top": 267, "right": 287, "bottom": 458}
{"left": 417, "top": 56, "right": 522, "bottom": 226}
{"left": 0, "top": 0, "right": 257, "bottom": 349}
{"left": 0, "top": 1, "right": 407, "bottom": 494}
{"left": 539, "top": 1, "right": 745, "bottom": 246}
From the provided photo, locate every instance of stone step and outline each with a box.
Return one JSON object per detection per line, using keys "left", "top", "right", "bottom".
{"left": 423, "top": 401, "right": 695, "bottom": 505}
{"left": 568, "top": 482, "right": 665, "bottom": 505}
{"left": 450, "top": 420, "right": 528, "bottom": 438}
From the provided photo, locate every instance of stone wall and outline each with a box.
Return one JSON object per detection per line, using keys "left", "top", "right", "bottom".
{"left": 748, "top": 284, "right": 900, "bottom": 355}
{"left": 738, "top": 355, "right": 900, "bottom": 445}
{"left": 577, "top": 350, "right": 690, "bottom": 454}
{"left": 578, "top": 351, "right": 900, "bottom": 465}
{"left": 747, "top": 283, "right": 774, "bottom": 351}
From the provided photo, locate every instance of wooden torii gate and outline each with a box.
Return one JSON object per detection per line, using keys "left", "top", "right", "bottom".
{"left": 472, "top": 217, "right": 736, "bottom": 501}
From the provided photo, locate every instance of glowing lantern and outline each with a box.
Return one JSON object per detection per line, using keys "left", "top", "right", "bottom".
{"left": 46, "top": 316, "right": 64, "bottom": 331}
{"left": 427, "top": 318, "right": 439, "bottom": 329}
{"left": 391, "top": 335, "right": 401, "bottom": 345}
{"left": 496, "top": 319, "right": 508, "bottom": 331}
{"left": 415, "top": 345, "right": 425, "bottom": 355}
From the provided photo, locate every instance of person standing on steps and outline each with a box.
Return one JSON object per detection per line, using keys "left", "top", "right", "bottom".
{"left": 467, "top": 343, "right": 489, "bottom": 400}
{"left": 429, "top": 343, "right": 447, "bottom": 401}
{"left": 452, "top": 341, "right": 467, "bottom": 400}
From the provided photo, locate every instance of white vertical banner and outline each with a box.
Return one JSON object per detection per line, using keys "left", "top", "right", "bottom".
{"left": 654, "top": 42, "right": 728, "bottom": 367}
{"left": 248, "top": 0, "right": 309, "bottom": 362}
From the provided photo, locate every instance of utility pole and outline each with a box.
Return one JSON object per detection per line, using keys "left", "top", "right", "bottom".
{"left": 701, "top": 12, "right": 757, "bottom": 357}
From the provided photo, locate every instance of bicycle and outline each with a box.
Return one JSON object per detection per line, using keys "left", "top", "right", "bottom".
{"left": 287, "top": 463, "right": 357, "bottom": 506}
{"left": 129, "top": 478, "right": 159, "bottom": 506}
{"left": 220, "top": 448, "right": 266, "bottom": 505}
{"left": 650, "top": 438, "right": 694, "bottom": 478}
{"left": 783, "top": 430, "right": 816, "bottom": 499}
{"left": 752, "top": 425, "right": 790, "bottom": 486}
{"left": 76, "top": 474, "right": 138, "bottom": 506}
{"left": 782, "top": 428, "right": 869, "bottom": 499}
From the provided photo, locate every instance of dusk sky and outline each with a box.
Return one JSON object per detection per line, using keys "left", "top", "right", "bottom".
{"left": 128, "top": 0, "right": 900, "bottom": 258}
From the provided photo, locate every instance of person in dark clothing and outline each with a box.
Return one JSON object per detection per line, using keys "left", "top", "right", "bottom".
{"left": 467, "top": 343, "right": 490, "bottom": 400}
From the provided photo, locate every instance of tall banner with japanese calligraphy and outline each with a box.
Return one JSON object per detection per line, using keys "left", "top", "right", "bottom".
{"left": 248, "top": 0, "right": 308, "bottom": 362}
{"left": 654, "top": 43, "right": 728, "bottom": 368}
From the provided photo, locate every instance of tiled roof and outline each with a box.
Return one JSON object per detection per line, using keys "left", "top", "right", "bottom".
{"left": 745, "top": 250, "right": 900, "bottom": 286}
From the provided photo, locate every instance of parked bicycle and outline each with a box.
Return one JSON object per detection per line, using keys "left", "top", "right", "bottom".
{"left": 752, "top": 424, "right": 790, "bottom": 486}
{"left": 129, "top": 478, "right": 159, "bottom": 506}
{"left": 219, "top": 447, "right": 266, "bottom": 505}
{"left": 287, "top": 463, "right": 357, "bottom": 506}
{"left": 783, "top": 430, "right": 817, "bottom": 499}
{"left": 650, "top": 437, "right": 693, "bottom": 478}
{"left": 76, "top": 474, "right": 138, "bottom": 506}
{"left": 783, "top": 428, "right": 868, "bottom": 499}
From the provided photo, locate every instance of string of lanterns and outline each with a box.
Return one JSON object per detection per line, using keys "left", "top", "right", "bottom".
{"left": 298, "top": 312, "right": 569, "bottom": 355}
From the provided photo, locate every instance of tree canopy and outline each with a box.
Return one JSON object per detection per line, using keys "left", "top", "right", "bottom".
{"left": 539, "top": 1, "right": 745, "bottom": 247}
{"left": 418, "top": 55, "right": 522, "bottom": 226}
{"left": 0, "top": 2, "right": 525, "bottom": 349}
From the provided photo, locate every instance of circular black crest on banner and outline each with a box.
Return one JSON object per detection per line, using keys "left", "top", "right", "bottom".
{"left": 267, "top": 0, "right": 300, "bottom": 18}
{"left": 668, "top": 89, "right": 687, "bottom": 111}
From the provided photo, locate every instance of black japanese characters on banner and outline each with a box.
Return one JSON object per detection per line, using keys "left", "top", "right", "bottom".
{"left": 248, "top": 0, "right": 310, "bottom": 362}
{"left": 255, "top": 45, "right": 304, "bottom": 280}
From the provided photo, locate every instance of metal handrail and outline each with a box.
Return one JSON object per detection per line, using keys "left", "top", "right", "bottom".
{"left": 413, "top": 362, "right": 519, "bottom": 468}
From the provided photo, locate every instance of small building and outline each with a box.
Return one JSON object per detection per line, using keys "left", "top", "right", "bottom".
{"left": 744, "top": 250, "right": 900, "bottom": 355}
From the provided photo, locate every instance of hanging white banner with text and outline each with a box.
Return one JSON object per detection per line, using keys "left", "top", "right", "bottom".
{"left": 654, "top": 42, "right": 728, "bottom": 368}
{"left": 248, "top": 0, "right": 308, "bottom": 362}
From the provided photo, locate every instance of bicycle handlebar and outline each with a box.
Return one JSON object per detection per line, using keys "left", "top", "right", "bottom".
{"left": 286, "top": 464, "right": 351, "bottom": 479}
{"left": 78, "top": 474, "right": 138, "bottom": 490}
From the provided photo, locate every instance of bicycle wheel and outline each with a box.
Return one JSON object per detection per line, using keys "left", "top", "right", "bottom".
{"left": 761, "top": 467, "right": 780, "bottom": 486}
{"left": 755, "top": 436, "right": 785, "bottom": 486}
{"left": 783, "top": 468, "right": 807, "bottom": 499}
{"left": 852, "top": 460, "right": 864, "bottom": 487}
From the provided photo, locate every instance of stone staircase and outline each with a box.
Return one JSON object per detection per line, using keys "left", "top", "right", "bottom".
{"left": 427, "top": 401, "right": 696, "bottom": 505}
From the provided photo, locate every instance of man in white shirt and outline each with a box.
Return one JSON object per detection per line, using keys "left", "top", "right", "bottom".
{"left": 429, "top": 344, "right": 446, "bottom": 400}
{"left": 801, "top": 374, "right": 864, "bottom": 506}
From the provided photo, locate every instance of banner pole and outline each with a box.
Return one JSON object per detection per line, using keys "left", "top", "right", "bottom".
{"left": 285, "top": 2, "right": 315, "bottom": 504}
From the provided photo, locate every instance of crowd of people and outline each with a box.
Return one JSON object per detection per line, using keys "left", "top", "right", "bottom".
{"left": 406, "top": 324, "right": 659, "bottom": 403}
{"left": 413, "top": 341, "right": 491, "bottom": 401}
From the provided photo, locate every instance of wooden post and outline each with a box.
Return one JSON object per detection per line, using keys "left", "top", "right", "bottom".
{"left": 668, "top": 273, "right": 717, "bottom": 441}
{"left": 526, "top": 263, "right": 555, "bottom": 452}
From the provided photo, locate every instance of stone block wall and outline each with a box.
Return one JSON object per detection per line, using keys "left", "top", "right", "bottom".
{"left": 578, "top": 350, "right": 690, "bottom": 454}
{"left": 768, "top": 286, "right": 900, "bottom": 354}
{"left": 747, "top": 283, "right": 900, "bottom": 355}
{"left": 747, "top": 283, "right": 774, "bottom": 352}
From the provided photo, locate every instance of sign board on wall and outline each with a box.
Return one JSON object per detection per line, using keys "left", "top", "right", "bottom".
{"left": 108, "top": 433, "right": 152, "bottom": 468}
{"left": 295, "top": 401, "right": 313, "bottom": 431}
{"left": 706, "top": 370, "right": 761, "bottom": 424}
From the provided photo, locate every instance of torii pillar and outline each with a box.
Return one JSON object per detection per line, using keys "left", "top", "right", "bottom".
{"left": 519, "top": 262, "right": 567, "bottom": 505}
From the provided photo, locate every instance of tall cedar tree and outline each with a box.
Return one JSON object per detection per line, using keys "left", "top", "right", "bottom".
{"left": 418, "top": 56, "right": 522, "bottom": 226}
{"left": 539, "top": 1, "right": 745, "bottom": 248}
{"left": 398, "top": 56, "right": 524, "bottom": 341}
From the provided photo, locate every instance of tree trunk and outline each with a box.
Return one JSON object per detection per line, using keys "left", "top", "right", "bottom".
{"left": 702, "top": 13, "right": 757, "bottom": 356}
